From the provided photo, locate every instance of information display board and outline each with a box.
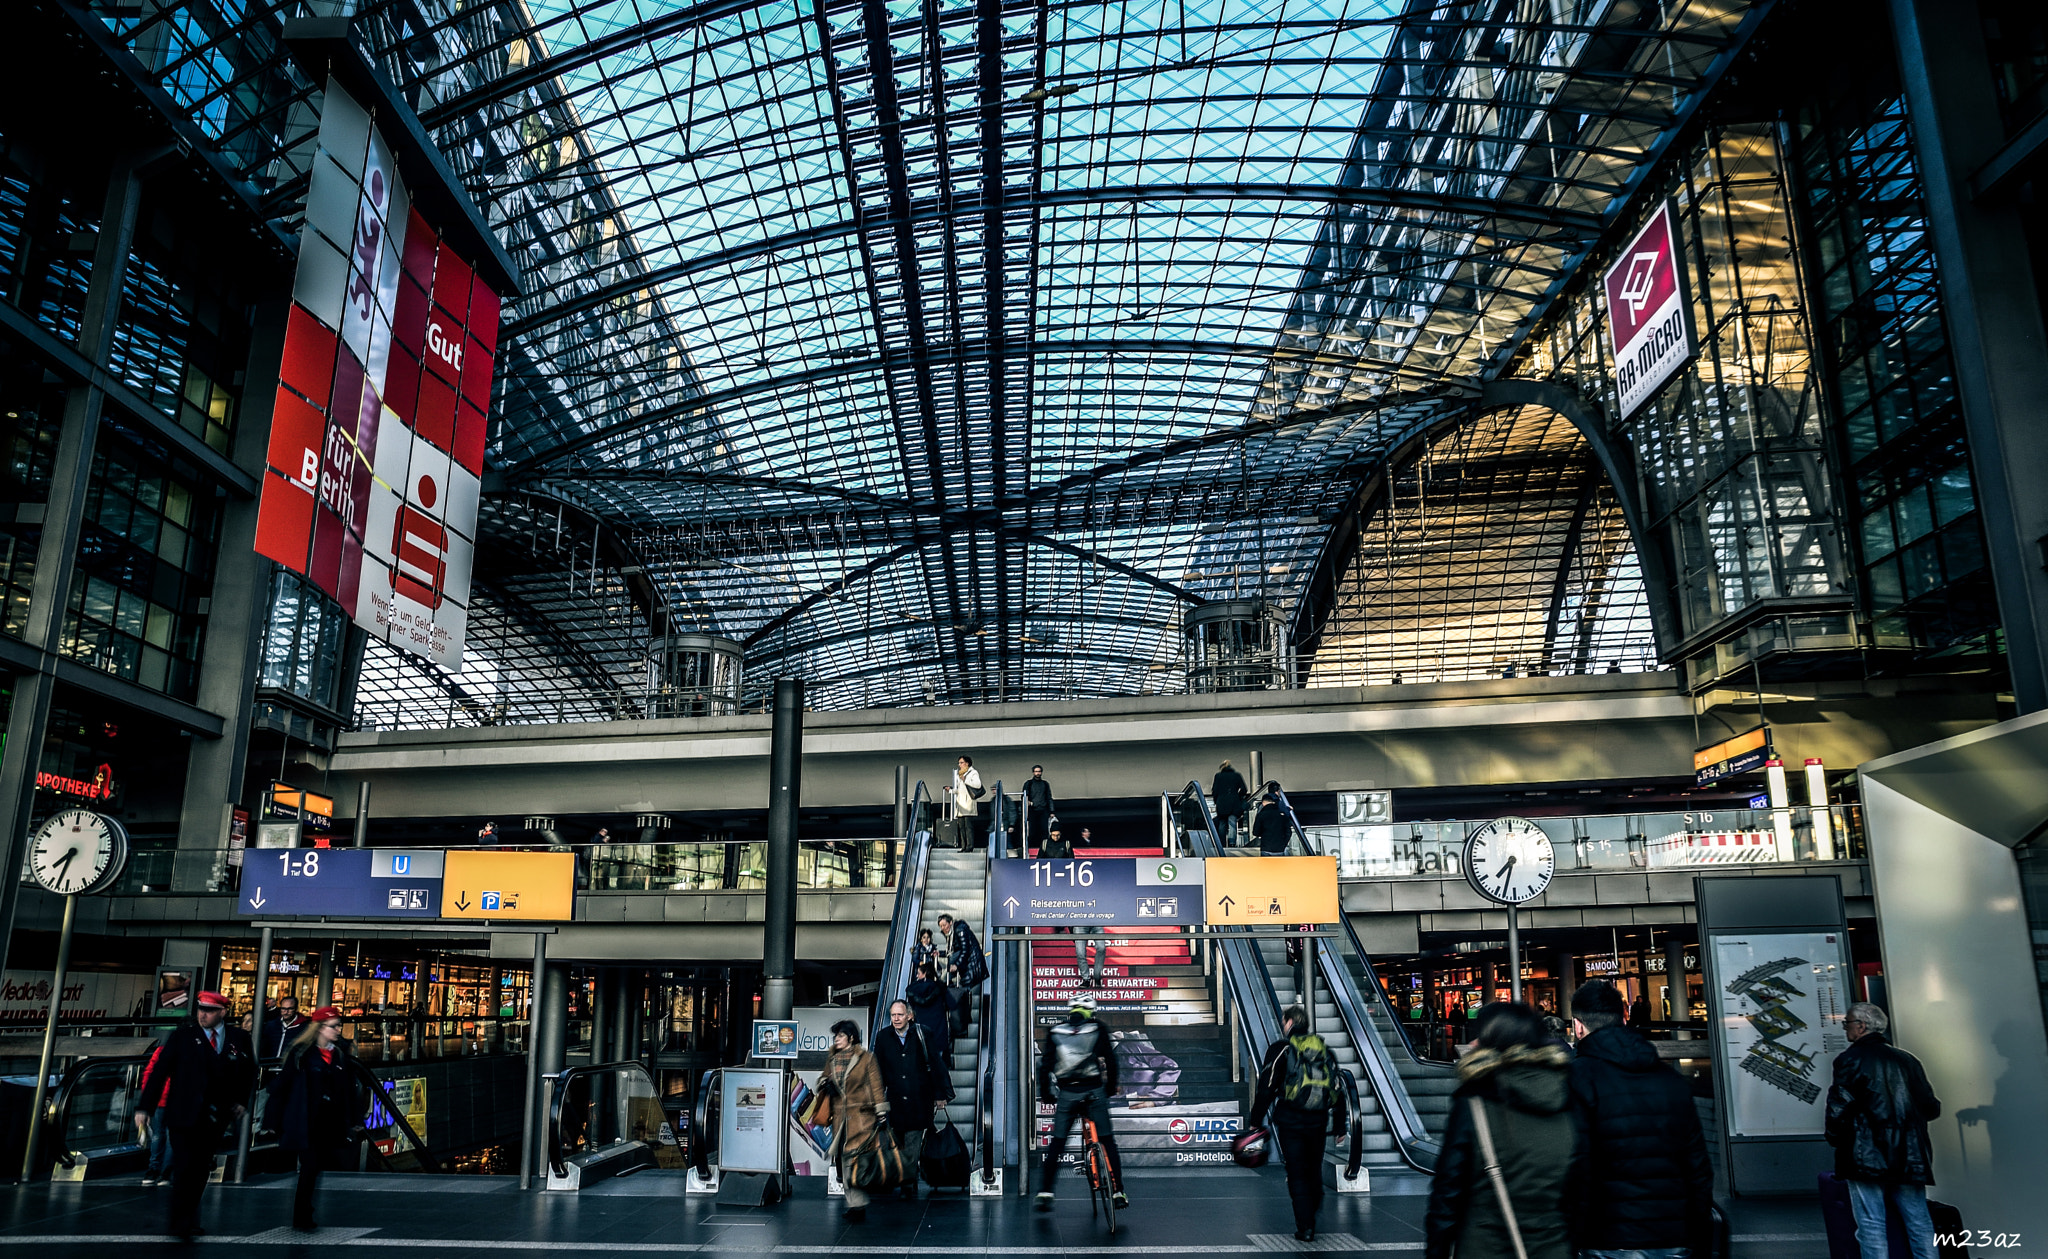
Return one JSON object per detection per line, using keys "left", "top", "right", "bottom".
{"left": 990, "top": 857, "right": 1338, "bottom": 927}
{"left": 236, "top": 848, "right": 571, "bottom": 922}
{"left": 254, "top": 75, "right": 501, "bottom": 669}
{"left": 1712, "top": 932, "right": 1851, "bottom": 1137}
{"left": 719, "top": 1066, "right": 787, "bottom": 1175}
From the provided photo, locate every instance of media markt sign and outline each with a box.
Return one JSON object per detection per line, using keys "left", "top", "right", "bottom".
{"left": 1604, "top": 199, "right": 1697, "bottom": 418}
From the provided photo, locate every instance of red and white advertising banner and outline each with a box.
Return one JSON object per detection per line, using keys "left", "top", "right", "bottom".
{"left": 253, "top": 76, "right": 498, "bottom": 669}
{"left": 1603, "top": 199, "right": 1696, "bottom": 419}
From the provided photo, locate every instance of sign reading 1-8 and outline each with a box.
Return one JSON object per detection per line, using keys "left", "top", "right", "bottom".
{"left": 1030, "top": 860, "right": 1095, "bottom": 887}
{"left": 272, "top": 850, "right": 325, "bottom": 878}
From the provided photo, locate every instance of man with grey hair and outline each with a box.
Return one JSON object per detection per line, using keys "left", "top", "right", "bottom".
{"left": 1826, "top": 1002, "right": 1942, "bottom": 1259}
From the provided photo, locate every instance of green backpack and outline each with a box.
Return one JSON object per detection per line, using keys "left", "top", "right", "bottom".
{"left": 1281, "top": 1033, "right": 1335, "bottom": 1110}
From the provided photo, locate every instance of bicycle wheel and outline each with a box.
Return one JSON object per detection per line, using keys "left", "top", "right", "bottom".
{"left": 1087, "top": 1142, "right": 1116, "bottom": 1236}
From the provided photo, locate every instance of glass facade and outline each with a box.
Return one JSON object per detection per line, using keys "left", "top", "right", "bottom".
{"left": 61, "top": 420, "right": 219, "bottom": 699}
{"left": 258, "top": 567, "right": 351, "bottom": 712}
{"left": 1790, "top": 48, "right": 1999, "bottom": 665}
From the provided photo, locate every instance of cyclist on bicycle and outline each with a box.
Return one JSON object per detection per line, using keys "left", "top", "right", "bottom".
{"left": 1036, "top": 995, "right": 1128, "bottom": 1211}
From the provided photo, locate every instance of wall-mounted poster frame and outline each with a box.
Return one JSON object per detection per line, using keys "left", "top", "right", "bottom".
{"left": 1696, "top": 873, "right": 1851, "bottom": 1196}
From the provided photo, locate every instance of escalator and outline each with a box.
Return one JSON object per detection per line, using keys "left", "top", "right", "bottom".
{"left": 1172, "top": 781, "right": 1452, "bottom": 1173}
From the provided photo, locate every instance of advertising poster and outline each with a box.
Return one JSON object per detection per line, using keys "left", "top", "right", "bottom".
{"left": 1604, "top": 199, "right": 1697, "bottom": 417}
{"left": 0, "top": 971, "right": 154, "bottom": 1025}
{"left": 253, "top": 76, "right": 500, "bottom": 669}
{"left": 752, "top": 1019, "right": 798, "bottom": 1059}
{"left": 1712, "top": 933, "right": 1850, "bottom": 1137}
{"left": 719, "top": 1066, "right": 785, "bottom": 1174}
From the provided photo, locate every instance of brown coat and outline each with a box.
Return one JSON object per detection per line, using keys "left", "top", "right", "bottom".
{"left": 824, "top": 1045, "right": 888, "bottom": 1160}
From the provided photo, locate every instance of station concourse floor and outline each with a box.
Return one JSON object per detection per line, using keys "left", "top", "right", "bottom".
{"left": 0, "top": 1168, "right": 1830, "bottom": 1256}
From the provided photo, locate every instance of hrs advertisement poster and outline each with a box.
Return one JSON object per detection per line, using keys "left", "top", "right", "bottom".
{"left": 254, "top": 76, "right": 500, "bottom": 669}
{"left": 1711, "top": 932, "right": 1851, "bottom": 1138}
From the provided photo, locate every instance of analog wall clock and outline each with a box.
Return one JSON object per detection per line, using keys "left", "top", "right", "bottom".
{"left": 28, "top": 809, "right": 129, "bottom": 896}
{"left": 1463, "top": 816, "right": 1555, "bottom": 905}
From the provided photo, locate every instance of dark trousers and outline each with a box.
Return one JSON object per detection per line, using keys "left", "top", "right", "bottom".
{"left": 166, "top": 1126, "right": 220, "bottom": 1235}
{"left": 949, "top": 987, "right": 973, "bottom": 1037}
{"left": 1274, "top": 1111, "right": 1328, "bottom": 1231}
{"left": 1040, "top": 1086, "right": 1122, "bottom": 1193}
{"left": 293, "top": 1145, "right": 343, "bottom": 1228}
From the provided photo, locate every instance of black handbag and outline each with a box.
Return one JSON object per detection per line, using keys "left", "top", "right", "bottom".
{"left": 921, "top": 1120, "right": 970, "bottom": 1188}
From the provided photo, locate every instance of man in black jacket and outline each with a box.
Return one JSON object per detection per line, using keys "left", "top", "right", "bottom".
{"left": 1022, "top": 765, "right": 1055, "bottom": 852}
{"left": 1252, "top": 784, "right": 1292, "bottom": 855}
{"left": 1211, "top": 761, "right": 1248, "bottom": 845}
{"left": 138, "top": 990, "right": 258, "bottom": 1240}
{"left": 1566, "top": 979, "right": 1712, "bottom": 1259}
{"left": 938, "top": 914, "right": 985, "bottom": 1037}
{"left": 1827, "top": 1001, "right": 1941, "bottom": 1259}
{"left": 1036, "top": 997, "right": 1126, "bottom": 1211}
{"left": 1251, "top": 1004, "right": 1350, "bottom": 1243}
{"left": 871, "top": 999, "right": 953, "bottom": 1199}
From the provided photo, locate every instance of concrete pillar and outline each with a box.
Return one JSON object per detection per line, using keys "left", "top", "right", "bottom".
{"left": 590, "top": 967, "right": 612, "bottom": 1062}
{"left": 1558, "top": 951, "right": 1579, "bottom": 1021}
{"left": 0, "top": 149, "right": 154, "bottom": 975}
{"left": 613, "top": 973, "right": 638, "bottom": 1062}
{"left": 761, "top": 678, "right": 803, "bottom": 1020}
{"left": 317, "top": 944, "right": 335, "bottom": 1008}
{"left": 1665, "top": 937, "right": 1692, "bottom": 1038}
{"left": 1890, "top": 0, "right": 2048, "bottom": 713}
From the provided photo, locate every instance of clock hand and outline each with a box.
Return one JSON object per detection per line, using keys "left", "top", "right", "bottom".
{"left": 52, "top": 847, "right": 78, "bottom": 881}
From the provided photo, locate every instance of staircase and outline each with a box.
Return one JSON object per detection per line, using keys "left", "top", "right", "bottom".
{"left": 1032, "top": 847, "right": 1247, "bottom": 1170}
{"left": 923, "top": 849, "right": 987, "bottom": 1130}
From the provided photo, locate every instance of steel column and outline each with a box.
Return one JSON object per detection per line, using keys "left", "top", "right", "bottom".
{"left": 760, "top": 677, "right": 803, "bottom": 1020}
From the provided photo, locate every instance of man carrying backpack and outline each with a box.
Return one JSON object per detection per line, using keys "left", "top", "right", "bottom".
{"left": 1251, "top": 1004, "right": 1350, "bottom": 1243}
{"left": 1036, "top": 996, "right": 1128, "bottom": 1212}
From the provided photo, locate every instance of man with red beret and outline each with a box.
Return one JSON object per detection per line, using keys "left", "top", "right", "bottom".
{"left": 139, "top": 990, "right": 256, "bottom": 1240}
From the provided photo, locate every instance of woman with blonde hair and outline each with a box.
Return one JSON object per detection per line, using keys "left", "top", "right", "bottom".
{"left": 265, "top": 1007, "right": 365, "bottom": 1232}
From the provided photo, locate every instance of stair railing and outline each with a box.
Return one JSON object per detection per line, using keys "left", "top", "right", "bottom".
{"left": 876, "top": 781, "right": 934, "bottom": 1021}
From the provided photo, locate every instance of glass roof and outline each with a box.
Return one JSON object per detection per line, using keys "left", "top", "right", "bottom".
{"left": 96, "top": 0, "right": 1761, "bottom": 710}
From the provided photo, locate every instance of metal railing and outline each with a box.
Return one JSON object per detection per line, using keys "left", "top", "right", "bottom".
{"left": 876, "top": 782, "right": 934, "bottom": 1020}
{"left": 44, "top": 1054, "right": 149, "bottom": 1178}
{"left": 1307, "top": 804, "right": 1866, "bottom": 881}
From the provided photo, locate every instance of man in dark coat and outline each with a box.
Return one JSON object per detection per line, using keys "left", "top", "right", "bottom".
{"left": 138, "top": 990, "right": 258, "bottom": 1240}
{"left": 1252, "top": 784, "right": 1293, "bottom": 855}
{"left": 1567, "top": 979, "right": 1713, "bottom": 1259}
{"left": 938, "top": 914, "right": 985, "bottom": 1037}
{"left": 1252, "top": 1004, "right": 1351, "bottom": 1243}
{"left": 1827, "top": 1001, "right": 1941, "bottom": 1259}
{"left": 870, "top": 999, "right": 952, "bottom": 1198}
{"left": 1211, "top": 761, "right": 1249, "bottom": 845}
{"left": 258, "top": 994, "right": 305, "bottom": 1059}
{"left": 1022, "top": 765, "right": 1055, "bottom": 853}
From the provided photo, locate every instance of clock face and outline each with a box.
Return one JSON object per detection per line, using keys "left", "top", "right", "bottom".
{"left": 29, "top": 809, "right": 128, "bottom": 896}
{"left": 1464, "top": 817, "right": 1555, "bottom": 905}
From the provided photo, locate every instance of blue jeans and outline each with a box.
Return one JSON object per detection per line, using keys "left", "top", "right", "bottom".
{"left": 145, "top": 1106, "right": 172, "bottom": 1177}
{"left": 1581, "top": 1250, "right": 1688, "bottom": 1259}
{"left": 1847, "top": 1179, "right": 1936, "bottom": 1259}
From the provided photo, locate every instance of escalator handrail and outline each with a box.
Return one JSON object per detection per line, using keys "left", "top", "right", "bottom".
{"left": 1172, "top": 782, "right": 1286, "bottom": 1064}
{"left": 1276, "top": 788, "right": 1443, "bottom": 1169}
{"left": 876, "top": 781, "right": 935, "bottom": 1021}
{"left": 1338, "top": 1067, "right": 1364, "bottom": 1180}
{"left": 546, "top": 1058, "right": 661, "bottom": 1179}
{"left": 690, "top": 1067, "right": 721, "bottom": 1177}
{"left": 352, "top": 1058, "right": 442, "bottom": 1173}
{"left": 977, "top": 779, "right": 1002, "bottom": 1182}
{"left": 46, "top": 1053, "right": 149, "bottom": 1171}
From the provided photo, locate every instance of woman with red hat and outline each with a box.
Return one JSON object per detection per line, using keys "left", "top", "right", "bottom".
{"left": 265, "top": 1006, "right": 367, "bottom": 1232}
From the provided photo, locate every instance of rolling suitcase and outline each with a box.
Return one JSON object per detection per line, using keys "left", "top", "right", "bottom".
{"left": 1819, "top": 1172, "right": 1971, "bottom": 1259}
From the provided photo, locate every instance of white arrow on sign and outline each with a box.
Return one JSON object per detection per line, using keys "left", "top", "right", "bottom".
{"left": 248, "top": 888, "right": 267, "bottom": 909}
{"left": 1003, "top": 896, "right": 1020, "bottom": 919}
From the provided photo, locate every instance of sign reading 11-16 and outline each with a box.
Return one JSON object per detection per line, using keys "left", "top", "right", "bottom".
{"left": 990, "top": 856, "right": 1338, "bottom": 928}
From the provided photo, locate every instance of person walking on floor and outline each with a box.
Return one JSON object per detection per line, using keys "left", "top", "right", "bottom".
{"left": 1212, "top": 760, "right": 1249, "bottom": 846}
{"left": 821, "top": 1019, "right": 887, "bottom": 1223}
{"left": 133, "top": 1032, "right": 175, "bottom": 1187}
{"left": 266, "top": 1006, "right": 366, "bottom": 1232}
{"left": 1251, "top": 1003, "right": 1350, "bottom": 1242}
{"left": 1023, "top": 764, "right": 1055, "bottom": 853}
{"left": 1826, "top": 1001, "right": 1942, "bottom": 1259}
{"left": 1253, "top": 783, "right": 1293, "bottom": 855}
{"left": 138, "top": 990, "right": 257, "bottom": 1241}
{"left": 937, "top": 913, "right": 986, "bottom": 1038}
{"left": 871, "top": 999, "right": 953, "bottom": 1199}
{"left": 258, "top": 993, "right": 306, "bottom": 1060}
{"left": 1035, "top": 996, "right": 1127, "bottom": 1212}
{"left": 1423, "top": 1001, "right": 1586, "bottom": 1259}
{"left": 1567, "top": 979, "right": 1712, "bottom": 1259}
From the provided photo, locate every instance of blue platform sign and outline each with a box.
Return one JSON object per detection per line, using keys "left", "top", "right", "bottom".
{"left": 989, "top": 858, "right": 1205, "bottom": 927}
{"left": 238, "top": 849, "right": 444, "bottom": 918}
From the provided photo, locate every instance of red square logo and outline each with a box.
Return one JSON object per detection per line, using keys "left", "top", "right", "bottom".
{"left": 415, "top": 370, "right": 457, "bottom": 451}
{"left": 459, "top": 340, "right": 493, "bottom": 411}
{"left": 384, "top": 350, "right": 421, "bottom": 423}
{"left": 402, "top": 207, "right": 438, "bottom": 285}
{"left": 431, "top": 246, "right": 473, "bottom": 322}
{"left": 454, "top": 400, "right": 487, "bottom": 476}
{"left": 469, "top": 283, "right": 501, "bottom": 356}
{"left": 267, "top": 387, "right": 326, "bottom": 490}
{"left": 309, "top": 505, "right": 349, "bottom": 595}
{"left": 393, "top": 275, "right": 430, "bottom": 356}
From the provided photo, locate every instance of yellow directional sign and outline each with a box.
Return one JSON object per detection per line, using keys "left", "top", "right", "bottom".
{"left": 442, "top": 851, "right": 574, "bottom": 921}
{"left": 1206, "top": 856, "right": 1339, "bottom": 926}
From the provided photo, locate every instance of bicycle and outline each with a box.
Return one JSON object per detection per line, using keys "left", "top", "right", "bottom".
{"left": 1081, "top": 1114, "right": 1117, "bottom": 1236}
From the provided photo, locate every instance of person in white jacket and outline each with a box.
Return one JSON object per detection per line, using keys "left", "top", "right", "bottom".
{"left": 950, "top": 756, "right": 983, "bottom": 817}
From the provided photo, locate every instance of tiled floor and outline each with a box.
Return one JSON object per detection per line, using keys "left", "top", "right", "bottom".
{"left": 0, "top": 1169, "right": 1831, "bottom": 1256}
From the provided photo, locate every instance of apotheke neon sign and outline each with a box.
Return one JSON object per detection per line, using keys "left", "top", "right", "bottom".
{"left": 36, "top": 763, "right": 115, "bottom": 801}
